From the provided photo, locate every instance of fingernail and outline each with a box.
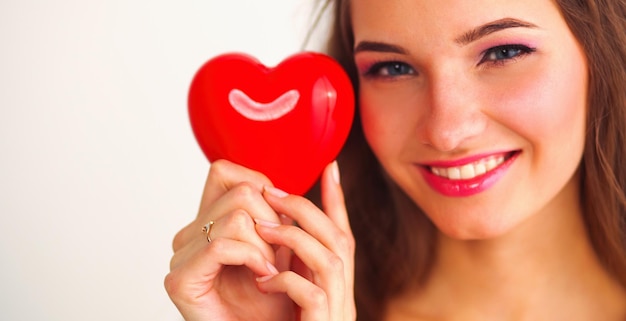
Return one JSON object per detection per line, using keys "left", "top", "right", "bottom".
{"left": 254, "top": 218, "right": 280, "bottom": 228}
{"left": 256, "top": 275, "right": 275, "bottom": 283}
{"left": 266, "top": 261, "right": 279, "bottom": 275}
{"left": 331, "top": 161, "right": 340, "bottom": 184}
{"left": 279, "top": 214, "right": 293, "bottom": 226}
{"left": 263, "top": 185, "right": 289, "bottom": 198}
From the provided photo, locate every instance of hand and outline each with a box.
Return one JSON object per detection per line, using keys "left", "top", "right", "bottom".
{"left": 165, "top": 159, "right": 293, "bottom": 321}
{"left": 254, "top": 161, "right": 357, "bottom": 321}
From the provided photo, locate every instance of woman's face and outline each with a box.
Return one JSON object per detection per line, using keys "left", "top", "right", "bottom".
{"left": 352, "top": 0, "right": 588, "bottom": 239}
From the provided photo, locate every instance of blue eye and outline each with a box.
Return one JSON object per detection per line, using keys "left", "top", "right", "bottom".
{"left": 480, "top": 44, "right": 536, "bottom": 65}
{"left": 365, "top": 61, "right": 416, "bottom": 78}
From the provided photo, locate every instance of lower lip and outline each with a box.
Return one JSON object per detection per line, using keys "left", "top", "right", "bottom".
{"left": 420, "top": 152, "right": 519, "bottom": 197}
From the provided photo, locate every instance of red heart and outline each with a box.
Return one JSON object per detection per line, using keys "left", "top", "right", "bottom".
{"left": 188, "top": 52, "right": 355, "bottom": 195}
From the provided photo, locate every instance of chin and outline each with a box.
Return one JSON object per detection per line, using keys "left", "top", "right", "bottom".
{"left": 431, "top": 212, "right": 521, "bottom": 241}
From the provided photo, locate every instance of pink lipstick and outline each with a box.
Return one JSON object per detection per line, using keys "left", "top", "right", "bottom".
{"left": 420, "top": 151, "right": 519, "bottom": 197}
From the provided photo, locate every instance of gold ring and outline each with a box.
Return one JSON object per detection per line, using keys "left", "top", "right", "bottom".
{"left": 202, "top": 221, "right": 215, "bottom": 243}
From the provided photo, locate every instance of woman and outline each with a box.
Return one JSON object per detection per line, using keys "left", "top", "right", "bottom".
{"left": 165, "top": 0, "right": 626, "bottom": 320}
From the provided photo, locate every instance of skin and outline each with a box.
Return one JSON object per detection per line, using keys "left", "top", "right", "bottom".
{"left": 165, "top": 160, "right": 356, "bottom": 321}
{"left": 353, "top": 0, "right": 587, "bottom": 239}
{"left": 166, "top": 0, "right": 626, "bottom": 320}
{"left": 352, "top": 0, "right": 626, "bottom": 319}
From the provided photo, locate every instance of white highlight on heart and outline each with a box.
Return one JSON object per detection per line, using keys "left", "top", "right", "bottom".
{"left": 228, "top": 88, "right": 300, "bottom": 121}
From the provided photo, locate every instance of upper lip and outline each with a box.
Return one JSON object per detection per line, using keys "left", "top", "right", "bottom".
{"left": 420, "top": 150, "right": 519, "bottom": 168}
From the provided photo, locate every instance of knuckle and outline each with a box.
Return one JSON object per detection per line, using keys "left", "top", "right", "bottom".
{"left": 347, "top": 232, "right": 356, "bottom": 250}
{"left": 208, "top": 159, "right": 231, "bottom": 177}
{"left": 164, "top": 270, "right": 200, "bottom": 306}
{"left": 325, "top": 253, "right": 345, "bottom": 274}
{"left": 307, "top": 287, "right": 328, "bottom": 309}
{"left": 208, "top": 159, "right": 273, "bottom": 187}
{"left": 205, "top": 237, "right": 227, "bottom": 254}
{"left": 163, "top": 271, "right": 181, "bottom": 298}
{"left": 346, "top": 234, "right": 356, "bottom": 254}
{"left": 231, "top": 182, "right": 259, "bottom": 202}
{"left": 206, "top": 159, "right": 230, "bottom": 185}
{"left": 169, "top": 252, "right": 179, "bottom": 271}
{"left": 171, "top": 227, "right": 188, "bottom": 252}
{"left": 224, "top": 209, "right": 254, "bottom": 237}
{"left": 227, "top": 208, "right": 253, "bottom": 226}
{"left": 334, "top": 231, "right": 356, "bottom": 255}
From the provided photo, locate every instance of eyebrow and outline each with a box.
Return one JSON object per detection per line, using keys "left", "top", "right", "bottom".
{"left": 353, "top": 18, "right": 538, "bottom": 55}
{"left": 455, "top": 18, "right": 538, "bottom": 45}
{"left": 353, "top": 41, "right": 408, "bottom": 55}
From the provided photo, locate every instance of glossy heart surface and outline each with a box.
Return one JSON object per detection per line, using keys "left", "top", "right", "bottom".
{"left": 188, "top": 52, "right": 355, "bottom": 195}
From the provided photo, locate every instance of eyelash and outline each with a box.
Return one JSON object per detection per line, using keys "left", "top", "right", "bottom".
{"left": 362, "top": 44, "right": 537, "bottom": 79}
{"left": 479, "top": 44, "right": 536, "bottom": 66}
{"left": 363, "top": 61, "right": 415, "bottom": 79}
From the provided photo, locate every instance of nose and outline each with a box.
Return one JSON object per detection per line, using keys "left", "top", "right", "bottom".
{"left": 419, "top": 70, "right": 487, "bottom": 152}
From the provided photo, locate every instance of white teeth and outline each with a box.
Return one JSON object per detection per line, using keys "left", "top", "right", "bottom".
{"left": 430, "top": 155, "right": 508, "bottom": 180}
{"left": 475, "top": 163, "right": 487, "bottom": 176}
{"left": 486, "top": 157, "right": 497, "bottom": 171}
{"left": 448, "top": 168, "right": 461, "bottom": 180}
{"left": 460, "top": 164, "right": 475, "bottom": 179}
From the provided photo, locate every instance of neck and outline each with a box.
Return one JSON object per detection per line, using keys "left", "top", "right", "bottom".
{"left": 387, "top": 177, "right": 626, "bottom": 320}
{"left": 435, "top": 180, "right": 590, "bottom": 294}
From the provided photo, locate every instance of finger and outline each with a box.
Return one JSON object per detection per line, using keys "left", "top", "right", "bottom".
{"left": 208, "top": 182, "right": 282, "bottom": 226}
{"left": 175, "top": 181, "right": 282, "bottom": 254}
{"left": 165, "top": 238, "right": 279, "bottom": 304}
{"left": 274, "top": 214, "right": 296, "bottom": 272}
{"left": 262, "top": 184, "right": 352, "bottom": 263}
{"left": 257, "top": 271, "right": 330, "bottom": 321}
{"left": 320, "top": 161, "right": 357, "bottom": 320}
{"left": 169, "top": 231, "right": 206, "bottom": 271}
{"left": 255, "top": 222, "right": 345, "bottom": 320}
{"left": 260, "top": 180, "right": 355, "bottom": 320}
{"left": 174, "top": 208, "right": 279, "bottom": 270}
{"left": 291, "top": 254, "right": 313, "bottom": 283}
{"left": 255, "top": 223, "right": 342, "bottom": 276}
{"left": 206, "top": 184, "right": 283, "bottom": 256}
{"left": 197, "top": 238, "right": 278, "bottom": 276}
{"left": 321, "top": 161, "right": 352, "bottom": 234}
{"left": 199, "top": 159, "right": 274, "bottom": 212}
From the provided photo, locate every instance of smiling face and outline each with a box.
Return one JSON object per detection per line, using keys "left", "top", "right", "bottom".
{"left": 351, "top": 0, "right": 589, "bottom": 239}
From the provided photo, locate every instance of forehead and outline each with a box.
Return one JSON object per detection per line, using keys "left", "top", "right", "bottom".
{"left": 350, "top": 0, "right": 557, "bottom": 43}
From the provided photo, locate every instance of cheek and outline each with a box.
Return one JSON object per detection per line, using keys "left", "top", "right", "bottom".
{"left": 359, "top": 87, "right": 415, "bottom": 159}
{"left": 359, "top": 91, "right": 383, "bottom": 147}
{"left": 360, "top": 95, "right": 391, "bottom": 166}
{"left": 492, "top": 57, "right": 587, "bottom": 153}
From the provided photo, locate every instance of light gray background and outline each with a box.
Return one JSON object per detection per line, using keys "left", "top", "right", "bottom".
{"left": 0, "top": 1, "right": 329, "bottom": 320}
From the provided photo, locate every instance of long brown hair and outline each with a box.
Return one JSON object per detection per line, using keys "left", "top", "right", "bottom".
{"left": 311, "top": 0, "right": 626, "bottom": 320}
